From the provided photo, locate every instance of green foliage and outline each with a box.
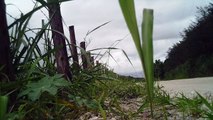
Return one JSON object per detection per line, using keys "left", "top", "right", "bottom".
{"left": 164, "top": 55, "right": 213, "bottom": 80}
{"left": 154, "top": 85, "right": 173, "bottom": 106}
{"left": 19, "top": 74, "right": 70, "bottom": 101}
{"left": 164, "top": 61, "right": 190, "bottom": 80}
{"left": 154, "top": 60, "right": 164, "bottom": 80}
{"left": 168, "top": 92, "right": 213, "bottom": 119}
{"left": 175, "top": 94, "right": 203, "bottom": 117}
{"left": 68, "top": 95, "right": 98, "bottom": 109}
{"left": 196, "top": 92, "right": 213, "bottom": 119}
{"left": 99, "top": 79, "right": 145, "bottom": 99}
{"left": 5, "top": 74, "right": 72, "bottom": 120}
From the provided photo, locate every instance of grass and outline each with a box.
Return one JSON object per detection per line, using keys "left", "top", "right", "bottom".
{"left": 96, "top": 79, "right": 145, "bottom": 100}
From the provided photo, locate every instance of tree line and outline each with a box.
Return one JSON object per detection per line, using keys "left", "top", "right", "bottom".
{"left": 154, "top": 3, "right": 213, "bottom": 80}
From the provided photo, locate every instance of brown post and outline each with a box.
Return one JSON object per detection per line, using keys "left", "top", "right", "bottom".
{"left": 96, "top": 61, "right": 100, "bottom": 66}
{"left": 0, "top": 0, "right": 14, "bottom": 81}
{"left": 47, "top": 0, "right": 72, "bottom": 80}
{"left": 91, "top": 56, "right": 94, "bottom": 66}
{"left": 69, "top": 26, "right": 79, "bottom": 71}
{"left": 86, "top": 52, "right": 94, "bottom": 68}
{"left": 80, "top": 42, "right": 88, "bottom": 69}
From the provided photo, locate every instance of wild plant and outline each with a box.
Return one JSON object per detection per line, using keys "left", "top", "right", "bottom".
{"left": 8, "top": 74, "right": 71, "bottom": 119}
{"left": 196, "top": 92, "right": 213, "bottom": 119}
{"left": 119, "top": 0, "right": 154, "bottom": 117}
{"left": 174, "top": 93, "right": 204, "bottom": 119}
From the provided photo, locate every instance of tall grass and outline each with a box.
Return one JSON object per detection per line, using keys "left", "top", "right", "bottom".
{"left": 119, "top": 0, "right": 154, "bottom": 117}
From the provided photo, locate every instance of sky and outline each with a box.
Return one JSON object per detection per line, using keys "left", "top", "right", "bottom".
{"left": 5, "top": 0, "right": 212, "bottom": 77}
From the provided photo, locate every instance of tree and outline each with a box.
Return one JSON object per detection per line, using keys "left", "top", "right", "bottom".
{"left": 154, "top": 60, "right": 164, "bottom": 80}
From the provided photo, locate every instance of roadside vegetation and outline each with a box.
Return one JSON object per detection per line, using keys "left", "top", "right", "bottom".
{"left": 0, "top": 0, "right": 213, "bottom": 120}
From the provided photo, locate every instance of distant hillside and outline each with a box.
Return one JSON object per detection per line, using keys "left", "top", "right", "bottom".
{"left": 154, "top": 3, "right": 213, "bottom": 80}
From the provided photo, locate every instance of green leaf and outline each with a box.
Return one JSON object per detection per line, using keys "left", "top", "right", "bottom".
{"left": 86, "top": 21, "right": 111, "bottom": 36}
{"left": 28, "top": 89, "right": 42, "bottom": 101}
{"left": 18, "top": 74, "right": 70, "bottom": 101}
{"left": 53, "top": 79, "right": 70, "bottom": 87}
{"left": 43, "top": 86, "right": 58, "bottom": 96}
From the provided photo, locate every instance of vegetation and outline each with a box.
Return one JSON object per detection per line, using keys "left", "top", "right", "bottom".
{"left": 0, "top": 0, "right": 213, "bottom": 119}
{"left": 154, "top": 3, "right": 213, "bottom": 80}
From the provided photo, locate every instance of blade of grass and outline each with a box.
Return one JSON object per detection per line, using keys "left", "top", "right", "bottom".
{"left": 142, "top": 9, "right": 154, "bottom": 116}
{"left": 196, "top": 92, "right": 213, "bottom": 112}
{"left": 0, "top": 96, "right": 8, "bottom": 120}
{"left": 88, "top": 47, "right": 133, "bottom": 66}
{"left": 8, "top": 6, "right": 43, "bottom": 29}
{"left": 119, "top": 0, "right": 154, "bottom": 117}
{"left": 86, "top": 21, "right": 111, "bottom": 36}
{"left": 98, "top": 92, "right": 107, "bottom": 120}
{"left": 118, "top": 0, "right": 143, "bottom": 59}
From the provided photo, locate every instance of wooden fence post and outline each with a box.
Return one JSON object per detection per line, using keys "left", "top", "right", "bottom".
{"left": 69, "top": 26, "right": 80, "bottom": 71}
{"left": 96, "top": 61, "right": 100, "bottom": 66}
{"left": 0, "top": 0, "right": 14, "bottom": 81}
{"left": 47, "top": 0, "right": 72, "bottom": 80}
{"left": 91, "top": 56, "right": 94, "bottom": 66}
{"left": 80, "top": 42, "right": 88, "bottom": 69}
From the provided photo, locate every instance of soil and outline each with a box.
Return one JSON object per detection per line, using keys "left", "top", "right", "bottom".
{"left": 157, "top": 77, "right": 213, "bottom": 98}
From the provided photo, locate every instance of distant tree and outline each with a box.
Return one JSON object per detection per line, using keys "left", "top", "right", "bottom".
{"left": 154, "top": 60, "right": 164, "bottom": 80}
{"left": 0, "top": 0, "right": 14, "bottom": 81}
{"left": 163, "top": 3, "right": 213, "bottom": 79}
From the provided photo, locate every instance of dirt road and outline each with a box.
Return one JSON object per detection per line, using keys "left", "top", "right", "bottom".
{"left": 157, "top": 77, "right": 213, "bottom": 97}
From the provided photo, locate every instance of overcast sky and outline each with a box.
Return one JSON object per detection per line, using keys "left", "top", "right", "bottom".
{"left": 5, "top": 0, "right": 212, "bottom": 77}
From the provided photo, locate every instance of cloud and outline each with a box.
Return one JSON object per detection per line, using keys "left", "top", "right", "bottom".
{"left": 153, "top": 16, "right": 196, "bottom": 40}
{"left": 153, "top": 38, "right": 181, "bottom": 61}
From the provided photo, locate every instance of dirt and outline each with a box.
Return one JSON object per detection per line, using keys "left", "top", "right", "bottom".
{"left": 157, "top": 77, "right": 213, "bottom": 98}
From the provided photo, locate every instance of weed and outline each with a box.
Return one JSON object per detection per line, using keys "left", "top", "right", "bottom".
{"left": 196, "top": 92, "right": 213, "bottom": 119}
{"left": 119, "top": 0, "right": 154, "bottom": 117}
